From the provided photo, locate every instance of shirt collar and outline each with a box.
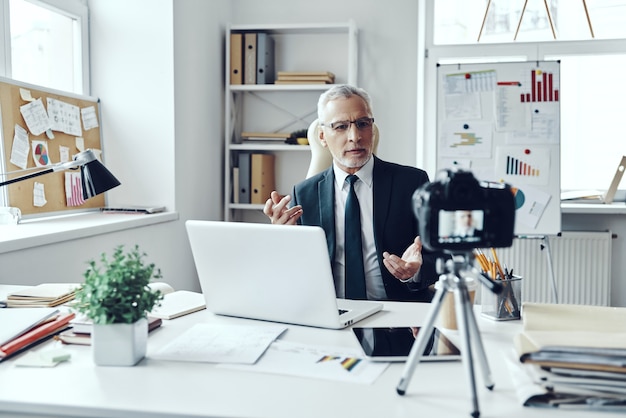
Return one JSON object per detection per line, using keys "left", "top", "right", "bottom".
{"left": 333, "top": 157, "right": 374, "bottom": 189}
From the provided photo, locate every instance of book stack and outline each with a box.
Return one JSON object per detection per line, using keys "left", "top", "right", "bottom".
{"left": 275, "top": 71, "right": 335, "bottom": 85}
{"left": 58, "top": 316, "right": 163, "bottom": 346}
{"left": 512, "top": 302, "right": 626, "bottom": 410}
{"left": 240, "top": 132, "right": 291, "bottom": 143}
{"left": 6, "top": 283, "right": 79, "bottom": 308}
{"left": 0, "top": 308, "right": 75, "bottom": 361}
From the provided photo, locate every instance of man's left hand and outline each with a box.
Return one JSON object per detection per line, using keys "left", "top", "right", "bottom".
{"left": 382, "top": 236, "right": 423, "bottom": 282}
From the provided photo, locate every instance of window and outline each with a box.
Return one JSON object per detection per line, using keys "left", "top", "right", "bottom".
{"left": 434, "top": 0, "right": 626, "bottom": 44}
{"left": 425, "top": 0, "right": 626, "bottom": 191}
{"left": 1, "top": 0, "right": 89, "bottom": 94}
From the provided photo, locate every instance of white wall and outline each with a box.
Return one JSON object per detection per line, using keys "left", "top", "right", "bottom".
{"left": 230, "top": 0, "right": 419, "bottom": 170}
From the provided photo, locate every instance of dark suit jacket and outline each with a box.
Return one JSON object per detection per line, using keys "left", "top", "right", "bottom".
{"left": 292, "top": 156, "right": 439, "bottom": 302}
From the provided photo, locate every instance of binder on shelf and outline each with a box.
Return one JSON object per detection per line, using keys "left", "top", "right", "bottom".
{"left": 230, "top": 33, "right": 243, "bottom": 85}
{"left": 250, "top": 153, "right": 275, "bottom": 204}
{"left": 238, "top": 152, "right": 251, "bottom": 204}
{"left": 232, "top": 167, "right": 240, "bottom": 204}
{"left": 244, "top": 32, "right": 257, "bottom": 85}
{"left": 256, "top": 33, "right": 275, "bottom": 85}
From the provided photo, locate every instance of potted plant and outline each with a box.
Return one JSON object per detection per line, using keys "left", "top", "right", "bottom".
{"left": 74, "top": 244, "right": 164, "bottom": 366}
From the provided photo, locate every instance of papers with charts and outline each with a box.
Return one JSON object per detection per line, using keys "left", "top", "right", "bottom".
{"left": 220, "top": 340, "right": 389, "bottom": 385}
{"left": 150, "top": 323, "right": 286, "bottom": 364}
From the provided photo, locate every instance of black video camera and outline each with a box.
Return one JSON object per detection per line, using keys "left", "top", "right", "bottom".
{"left": 413, "top": 169, "right": 515, "bottom": 252}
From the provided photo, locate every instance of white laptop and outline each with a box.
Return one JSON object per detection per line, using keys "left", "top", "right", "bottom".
{"left": 185, "top": 220, "right": 383, "bottom": 329}
{"left": 561, "top": 156, "right": 625, "bottom": 204}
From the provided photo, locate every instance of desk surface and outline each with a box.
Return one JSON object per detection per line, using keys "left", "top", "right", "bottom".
{"left": 0, "top": 289, "right": 593, "bottom": 418}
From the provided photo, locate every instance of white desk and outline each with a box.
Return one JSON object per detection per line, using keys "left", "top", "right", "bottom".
{"left": 0, "top": 297, "right": 591, "bottom": 418}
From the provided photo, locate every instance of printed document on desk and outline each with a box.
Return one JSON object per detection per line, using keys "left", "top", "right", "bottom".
{"left": 220, "top": 340, "right": 389, "bottom": 385}
{"left": 150, "top": 323, "right": 286, "bottom": 364}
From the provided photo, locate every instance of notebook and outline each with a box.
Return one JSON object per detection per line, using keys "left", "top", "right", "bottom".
{"left": 561, "top": 156, "right": 625, "bottom": 204}
{"left": 185, "top": 220, "right": 383, "bottom": 329}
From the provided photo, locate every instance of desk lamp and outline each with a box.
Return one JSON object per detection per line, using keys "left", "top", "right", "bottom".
{"left": 0, "top": 149, "right": 121, "bottom": 200}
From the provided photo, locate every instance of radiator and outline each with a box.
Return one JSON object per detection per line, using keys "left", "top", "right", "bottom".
{"left": 490, "top": 231, "right": 612, "bottom": 306}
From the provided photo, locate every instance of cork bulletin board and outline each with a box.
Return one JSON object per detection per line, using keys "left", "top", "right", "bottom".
{"left": 0, "top": 77, "right": 105, "bottom": 216}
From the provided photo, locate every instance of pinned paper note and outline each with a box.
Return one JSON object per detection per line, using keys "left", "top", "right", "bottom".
{"left": 59, "top": 145, "right": 70, "bottom": 163}
{"left": 20, "top": 98, "right": 51, "bottom": 136}
{"left": 75, "top": 137, "right": 85, "bottom": 152}
{"left": 81, "top": 106, "right": 99, "bottom": 131}
{"left": 10, "top": 124, "right": 30, "bottom": 169}
{"left": 65, "top": 172, "right": 85, "bottom": 207}
{"left": 33, "top": 182, "right": 47, "bottom": 207}
{"left": 31, "top": 141, "right": 50, "bottom": 167}
{"left": 19, "top": 88, "right": 36, "bottom": 102}
{"left": 47, "top": 98, "right": 82, "bottom": 137}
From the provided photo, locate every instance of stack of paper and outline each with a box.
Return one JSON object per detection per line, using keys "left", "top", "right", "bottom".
{"left": 512, "top": 302, "right": 626, "bottom": 410}
{"left": 7, "top": 283, "right": 79, "bottom": 308}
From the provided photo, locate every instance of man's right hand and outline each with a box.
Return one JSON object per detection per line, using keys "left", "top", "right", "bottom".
{"left": 263, "top": 191, "right": 303, "bottom": 225}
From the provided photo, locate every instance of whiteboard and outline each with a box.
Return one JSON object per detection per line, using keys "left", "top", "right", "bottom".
{"left": 436, "top": 61, "right": 561, "bottom": 236}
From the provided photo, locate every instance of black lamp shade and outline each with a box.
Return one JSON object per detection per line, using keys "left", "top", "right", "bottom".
{"left": 80, "top": 158, "right": 121, "bottom": 200}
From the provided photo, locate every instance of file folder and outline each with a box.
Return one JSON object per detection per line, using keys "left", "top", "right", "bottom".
{"left": 250, "top": 153, "right": 275, "bottom": 204}
{"left": 237, "top": 152, "right": 251, "bottom": 204}
{"left": 256, "top": 33, "right": 275, "bottom": 84}
{"left": 229, "top": 33, "right": 243, "bottom": 85}
{"left": 244, "top": 33, "right": 257, "bottom": 85}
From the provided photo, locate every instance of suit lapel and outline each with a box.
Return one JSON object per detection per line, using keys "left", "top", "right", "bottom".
{"left": 318, "top": 168, "right": 336, "bottom": 261}
{"left": 372, "top": 157, "right": 392, "bottom": 245}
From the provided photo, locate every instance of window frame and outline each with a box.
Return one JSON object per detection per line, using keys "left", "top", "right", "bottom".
{"left": 0, "top": 0, "right": 90, "bottom": 94}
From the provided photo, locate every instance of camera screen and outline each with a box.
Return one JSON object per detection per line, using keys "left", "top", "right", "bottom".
{"left": 437, "top": 209, "right": 484, "bottom": 245}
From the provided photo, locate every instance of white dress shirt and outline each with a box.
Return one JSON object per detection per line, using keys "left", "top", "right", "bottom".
{"left": 331, "top": 158, "right": 387, "bottom": 300}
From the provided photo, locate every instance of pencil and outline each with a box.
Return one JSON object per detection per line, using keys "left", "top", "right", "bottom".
{"left": 490, "top": 248, "right": 505, "bottom": 279}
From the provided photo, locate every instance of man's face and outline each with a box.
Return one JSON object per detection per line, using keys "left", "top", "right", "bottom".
{"left": 457, "top": 211, "right": 473, "bottom": 227}
{"left": 319, "top": 95, "right": 374, "bottom": 174}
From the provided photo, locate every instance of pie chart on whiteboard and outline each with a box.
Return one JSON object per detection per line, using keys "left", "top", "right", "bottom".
{"left": 511, "top": 187, "right": 525, "bottom": 210}
{"left": 34, "top": 143, "right": 49, "bottom": 166}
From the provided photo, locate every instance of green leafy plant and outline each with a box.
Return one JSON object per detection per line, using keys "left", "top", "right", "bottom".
{"left": 74, "top": 245, "right": 164, "bottom": 325}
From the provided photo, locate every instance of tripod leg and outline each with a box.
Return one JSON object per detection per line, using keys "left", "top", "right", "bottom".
{"left": 464, "top": 296, "right": 495, "bottom": 390}
{"left": 454, "top": 284, "right": 480, "bottom": 418}
{"left": 396, "top": 283, "right": 447, "bottom": 395}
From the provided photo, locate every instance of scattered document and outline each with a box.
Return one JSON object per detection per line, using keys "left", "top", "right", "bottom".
{"left": 220, "top": 340, "right": 389, "bottom": 385}
{"left": 151, "top": 323, "right": 286, "bottom": 364}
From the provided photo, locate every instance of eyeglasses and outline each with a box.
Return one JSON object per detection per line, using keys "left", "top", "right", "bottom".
{"left": 321, "top": 117, "right": 374, "bottom": 133}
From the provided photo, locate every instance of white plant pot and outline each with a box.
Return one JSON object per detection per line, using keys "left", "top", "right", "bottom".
{"left": 92, "top": 317, "right": 148, "bottom": 366}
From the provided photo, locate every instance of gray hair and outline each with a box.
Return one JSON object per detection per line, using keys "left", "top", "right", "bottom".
{"left": 317, "top": 84, "right": 373, "bottom": 121}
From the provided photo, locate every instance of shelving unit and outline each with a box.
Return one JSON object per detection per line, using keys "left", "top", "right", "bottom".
{"left": 224, "top": 21, "right": 358, "bottom": 222}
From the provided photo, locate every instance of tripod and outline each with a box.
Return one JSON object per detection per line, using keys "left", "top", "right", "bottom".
{"left": 396, "top": 252, "right": 503, "bottom": 418}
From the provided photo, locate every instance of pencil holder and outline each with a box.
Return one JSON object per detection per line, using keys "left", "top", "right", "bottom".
{"left": 481, "top": 276, "right": 522, "bottom": 321}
